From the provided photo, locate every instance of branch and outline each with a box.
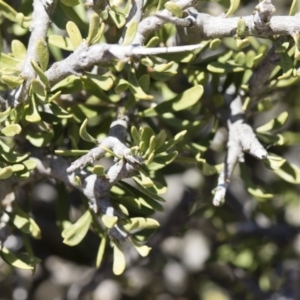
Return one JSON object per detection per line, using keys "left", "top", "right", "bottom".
{"left": 10, "top": 0, "right": 57, "bottom": 106}
{"left": 33, "top": 151, "right": 139, "bottom": 241}
{"left": 119, "top": 0, "right": 145, "bottom": 44}
{"left": 175, "top": 1, "right": 297, "bottom": 44}
{"left": 213, "top": 95, "right": 268, "bottom": 206}
{"left": 132, "top": 0, "right": 196, "bottom": 45}
{"left": 44, "top": 42, "right": 203, "bottom": 87}
{"left": 30, "top": 114, "right": 143, "bottom": 241}
{"left": 66, "top": 115, "right": 143, "bottom": 173}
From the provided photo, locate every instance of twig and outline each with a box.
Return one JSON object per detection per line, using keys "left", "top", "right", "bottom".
{"left": 213, "top": 95, "right": 267, "bottom": 206}
{"left": 66, "top": 115, "right": 143, "bottom": 173}
{"left": 44, "top": 42, "right": 203, "bottom": 87}
{"left": 10, "top": 0, "right": 57, "bottom": 106}
{"left": 132, "top": 0, "right": 197, "bottom": 45}
{"left": 119, "top": 0, "right": 145, "bottom": 44}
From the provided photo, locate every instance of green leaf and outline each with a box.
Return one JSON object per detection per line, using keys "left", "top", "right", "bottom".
{"left": 55, "top": 149, "right": 89, "bottom": 156}
{"left": 273, "top": 160, "right": 300, "bottom": 184}
{"left": 196, "top": 154, "right": 222, "bottom": 176}
{"left": 125, "top": 217, "right": 160, "bottom": 231}
{"left": 0, "top": 0, "right": 18, "bottom": 22}
{"left": 11, "top": 40, "right": 26, "bottom": 60}
{"left": 31, "top": 79, "right": 46, "bottom": 97}
{"left": 236, "top": 18, "right": 246, "bottom": 37}
{"left": 25, "top": 95, "right": 41, "bottom": 123}
{"left": 138, "top": 74, "right": 150, "bottom": 93}
{"left": 139, "top": 171, "right": 154, "bottom": 188}
{"left": 247, "top": 187, "right": 274, "bottom": 200}
{"left": 264, "top": 153, "right": 286, "bottom": 170}
{"left": 96, "top": 235, "right": 107, "bottom": 268}
{"left": 140, "top": 85, "right": 203, "bottom": 117}
{"left": 92, "top": 165, "right": 105, "bottom": 176}
{"left": 1, "top": 75, "right": 23, "bottom": 88}
{"left": 11, "top": 164, "right": 25, "bottom": 172}
{"left": 0, "top": 53, "right": 22, "bottom": 68}
{"left": 150, "top": 70, "right": 177, "bottom": 82}
{"left": 31, "top": 59, "right": 48, "bottom": 86}
{"left": 36, "top": 39, "right": 49, "bottom": 71}
{"left": 15, "top": 12, "right": 31, "bottom": 29}
{"left": 79, "top": 119, "right": 98, "bottom": 143}
{"left": 86, "top": 13, "right": 101, "bottom": 45}
{"left": 236, "top": 38, "right": 250, "bottom": 49}
{"left": 108, "top": 9, "right": 126, "bottom": 29}
{"left": 158, "top": 130, "right": 187, "bottom": 153}
{"left": 209, "top": 39, "right": 222, "bottom": 50}
{"left": 51, "top": 75, "right": 82, "bottom": 94}
{"left": 257, "top": 132, "right": 283, "bottom": 146}
{"left": 146, "top": 36, "right": 160, "bottom": 47}
{"left": 290, "top": 0, "right": 300, "bottom": 15}
{"left": 60, "top": 0, "right": 80, "bottom": 6}
{"left": 117, "top": 181, "right": 165, "bottom": 204}
{"left": 131, "top": 239, "right": 152, "bottom": 257}
{"left": 66, "top": 21, "right": 82, "bottom": 49}
{"left": 232, "top": 249, "right": 253, "bottom": 269}
{"left": 9, "top": 210, "right": 41, "bottom": 239}
{"left": 0, "top": 140, "right": 30, "bottom": 163}
{"left": 256, "top": 112, "right": 289, "bottom": 133}
{"left": 90, "top": 22, "right": 105, "bottom": 45}
{"left": 164, "top": 1, "right": 183, "bottom": 17}
{"left": 226, "top": 0, "right": 240, "bottom": 17}
{"left": 153, "top": 61, "right": 174, "bottom": 73}
{"left": 49, "top": 102, "right": 72, "bottom": 118}
{"left": 122, "top": 20, "right": 138, "bottom": 46}
{"left": 207, "top": 62, "right": 244, "bottom": 74}
{"left": 131, "top": 126, "right": 140, "bottom": 145}
{"left": 115, "top": 78, "right": 129, "bottom": 93}
{"left": 154, "top": 130, "right": 167, "bottom": 151}
{"left": 278, "top": 52, "right": 294, "bottom": 79}
{"left": 1, "top": 124, "right": 21, "bottom": 137}
{"left": 147, "top": 151, "right": 178, "bottom": 170}
{"left": 85, "top": 73, "right": 114, "bottom": 91}
{"left": 48, "top": 35, "right": 74, "bottom": 51}
{"left": 0, "top": 107, "right": 11, "bottom": 122}
{"left": 26, "top": 130, "right": 54, "bottom": 147}
{"left": 127, "top": 65, "right": 153, "bottom": 100}
{"left": 28, "top": 218, "right": 42, "bottom": 239}
{"left": 144, "top": 135, "right": 156, "bottom": 157}
{"left": 73, "top": 175, "right": 82, "bottom": 187}
{"left": 240, "top": 163, "right": 274, "bottom": 200}
{"left": 102, "top": 215, "right": 118, "bottom": 229}
{"left": 0, "top": 247, "right": 40, "bottom": 270}
{"left": 113, "top": 242, "right": 126, "bottom": 275}
{"left": 62, "top": 210, "right": 92, "bottom": 246}
{"left": 0, "top": 166, "right": 13, "bottom": 179}
{"left": 140, "top": 127, "right": 154, "bottom": 153}
{"left": 23, "top": 159, "right": 37, "bottom": 171}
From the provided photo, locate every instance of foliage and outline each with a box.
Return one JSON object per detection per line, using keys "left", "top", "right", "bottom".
{"left": 1, "top": 0, "right": 300, "bottom": 299}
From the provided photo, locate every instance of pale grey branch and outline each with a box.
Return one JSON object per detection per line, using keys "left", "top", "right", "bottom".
{"left": 213, "top": 95, "right": 267, "bottom": 206}
{"left": 132, "top": 0, "right": 197, "bottom": 45}
{"left": 45, "top": 42, "right": 203, "bottom": 87}
{"left": 11, "top": 0, "right": 57, "bottom": 106}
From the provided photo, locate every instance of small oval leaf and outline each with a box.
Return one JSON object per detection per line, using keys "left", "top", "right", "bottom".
{"left": 62, "top": 210, "right": 92, "bottom": 246}
{"left": 113, "top": 242, "right": 126, "bottom": 275}
{"left": 66, "top": 21, "right": 83, "bottom": 49}
{"left": 1, "top": 124, "right": 21, "bottom": 137}
{"left": 96, "top": 235, "right": 107, "bottom": 268}
{"left": 122, "top": 20, "right": 138, "bottom": 46}
{"left": 79, "top": 119, "right": 98, "bottom": 144}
